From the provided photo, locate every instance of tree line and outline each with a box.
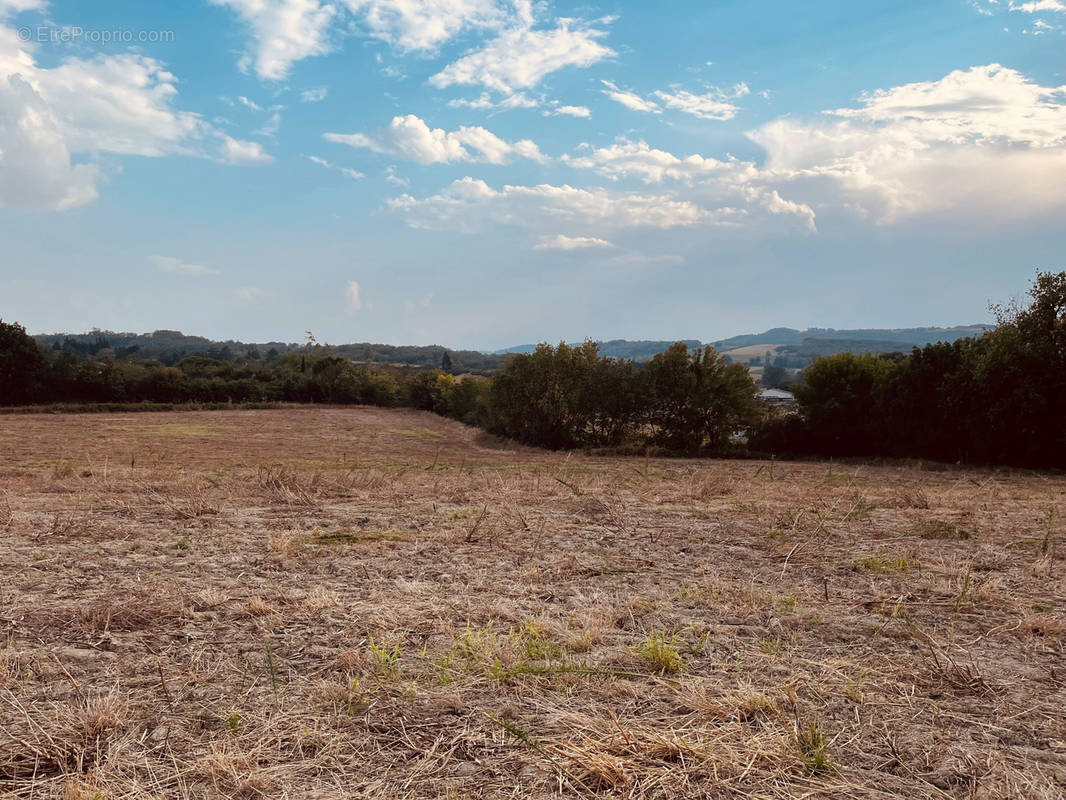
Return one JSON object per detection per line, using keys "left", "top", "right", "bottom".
{"left": 755, "top": 271, "right": 1066, "bottom": 468}
{"left": 2, "top": 270, "right": 1063, "bottom": 467}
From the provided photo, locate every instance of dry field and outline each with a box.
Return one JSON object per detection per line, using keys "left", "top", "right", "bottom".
{"left": 1, "top": 407, "right": 1064, "bottom": 799}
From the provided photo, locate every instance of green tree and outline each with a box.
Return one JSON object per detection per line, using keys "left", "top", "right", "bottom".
{"left": 794, "top": 352, "right": 899, "bottom": 456}
{"left": 0, "top": 320, "right": 48, "bottom": 404}
{"left": 641, "top": 343, "right": 763, "bottom": 454}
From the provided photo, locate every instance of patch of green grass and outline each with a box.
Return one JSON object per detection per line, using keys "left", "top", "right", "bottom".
{"left": 633, "top": 630, "right": 685, "bottom": 673}
{"left": 513, "top": 620, "right": 564, "bottom": 661}
{"left": 367, "top": 636, "right": 402, "bottom": 679}
{"left": 796, "top": 721, "right": 837, "bottom": 774}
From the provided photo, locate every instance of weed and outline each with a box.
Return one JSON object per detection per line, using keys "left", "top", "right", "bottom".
{"left": 795, "top": 721, "right": 836, "bottom": 774}
{"left": 953, "top": 570, "right": 972, "bottom": 612}
{"left": 633, "top": 631, "right": 685, "bottom": 673}
{"left": 367, "top": 636, "right": 402, "bottom": 678}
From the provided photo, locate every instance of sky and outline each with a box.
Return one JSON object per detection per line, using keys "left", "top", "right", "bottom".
{"left": 0, "top": 0, "right": 1064, "bottom": 350}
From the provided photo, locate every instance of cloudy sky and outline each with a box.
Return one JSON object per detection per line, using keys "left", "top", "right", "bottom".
{"left": 0, "top": 0, "right": 1063, "bottom": 348}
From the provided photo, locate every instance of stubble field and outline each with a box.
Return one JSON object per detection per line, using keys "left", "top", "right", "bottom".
{"left": 0, "top": 407, "right": 1063, "bottom": 799}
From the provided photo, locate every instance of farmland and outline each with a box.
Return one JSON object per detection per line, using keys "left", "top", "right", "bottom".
{"left": 1, "top": 407, "right": 1064, "bottom": 798}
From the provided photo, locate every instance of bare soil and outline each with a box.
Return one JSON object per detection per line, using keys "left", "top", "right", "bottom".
{"left": 1, "top": 407, "right": 1064, "bottom": 798}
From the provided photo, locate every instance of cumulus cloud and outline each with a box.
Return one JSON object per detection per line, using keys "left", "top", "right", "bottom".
{"left": 0, "top": 23, "right": 272, "bottom": 209}
{"left": 430, "top": 15, "right": 614, "bottom": 94}
{"left": 209, "top": 0, "right": 337, "bottom": 81}
{"left": 344, "top": 0, "right": 506, "bottom": 51}
{"left": 152, "top": 255, "right": 218, "bottom": 276}
{"left": 324, "top": 114, "right": 545, "bottom": 164}
{"left": 300, "top": 86, "right": 328, "bottom": 102}
{"left": 387, "top": 177, "right": 714, "bottom": 233}
{"left": 552, "top": 104, "right": 591, "bottom": 118}
{"left": 563, "top": 139, "right": 749, "bottom": 184}
{"left": 220, "top": 135, "right": 275, "bottom": 164}
{"left": 563, "top": 140, "right": 816, "bottom": 231}
{"left": 0, "top": 75, "right": 100, "bottom": 210}
{"left": 748, "top": 63, "right": 1066, "bottom": 222}
{"left": 345, "top": 280, "right": 363, "bottom": 311}
{"left": 534, "top": 234, "right": 613, "bottom": 250}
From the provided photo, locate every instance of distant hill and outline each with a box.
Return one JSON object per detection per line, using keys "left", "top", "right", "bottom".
{"left": 495, "top": 339, "right": 701, "bottom": 362}
{"left": 36, "top": 325, "right": 993, "bottom": 375}
{"left": 713, "top": 325, "right": 989, "bottom": 350}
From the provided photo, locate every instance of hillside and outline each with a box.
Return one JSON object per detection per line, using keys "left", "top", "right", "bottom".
{"left": 713, "top": 325, "right": 989, "bottom": 350}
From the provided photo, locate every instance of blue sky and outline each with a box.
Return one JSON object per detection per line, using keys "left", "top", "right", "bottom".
{"left": 0, "top": 0, "right": 1064, "bottom": 349}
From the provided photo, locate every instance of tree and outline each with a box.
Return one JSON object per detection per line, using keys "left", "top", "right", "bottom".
{"left": 641, "top": 343, "right": 763, "bottom": 454}
{"left": 0, "top": 320, "right": 48, "bottom": 404}
{"left": 762, "top": 362, "right": 787, "bottom": 388}
{"left": 441, "top": 351, "right": 453, "bottom": 373}
{"left": 794, "top": 352, "right": 899, "bottom": 456}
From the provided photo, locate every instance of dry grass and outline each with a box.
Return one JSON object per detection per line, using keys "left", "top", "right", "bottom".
{"left": 0, "top": 406, "right": 1064, "bottom": 798}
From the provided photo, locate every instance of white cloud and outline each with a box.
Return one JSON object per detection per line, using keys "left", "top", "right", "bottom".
{"left": 387, "top": 177, "right": 714, "bottom": 233}
{"left": 254, "top": 110, "right": 282, "bottom": 137}
{"left": 305, "top": 153, "right": 364, "bottom": 178}
{"left": 552, "top": 104, "right": 591, "bottom": 118}
{"left": 563, "top": 139, "right": 747, "bottom": 184}
{"left": 210, "top": 0, "right": 337, "bottom": 81}
{"left": 562, "top": 140, "right": 816, "bottom": 231}
{"left": 0, "top": 24, "right": 271, "bottom": 209}
{"left": 653, "top": 84, "right": 749, "bottom": 121}
{"left": 1009, "top": 0, "right": 1065, "bottom": 11}
{"left": 431, "top": 16, "right": 614, "bottom": 94}
{"left": 324, "top": 114, "right": 545, "bottom": 164}
{"left": 152, "top": 255, "right": 218, "bottom": 276}
{"left": 344, "top": 0, "right": 506, "bottom": 51}
{"left": 749, "top": 63, "right": 1066, "bottom": 222}
{"left": 601, "top": 80, "right": 659, "bottom": 113}
{"left": 602, "top": 81, "right": 749, "bottom": 120}
{"left": 345, "top": 280, "right": 363, "bottom": 311}
{"left": 534, "top": 234, "right": 613, "bottom": 250}
{"left": 0, "top": 75, "right": 99, "bottom": 210}
{"left": 237, "top": 95, "right": 264, "bottom": 112}
{"left": 221, "top": 135, "right": 275, "bottom": 164}
{"left": 27, "top": 54, "right": 204, "bottom": 157}
{"left": 300, "top": 86, "right": 328, "bottom": 102}
{"left": 0, "top": 0, "right": 45, "bottom": 16}
{"left": 384, "top": 165, "right": 408, "bottom": 186}
{"left": 448, "top": 91, "right": 539, "bottom": 111}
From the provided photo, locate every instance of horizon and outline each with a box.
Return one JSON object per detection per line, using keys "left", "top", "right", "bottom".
{"left": 1, "top": 1, "right": 1063, "bottom": 350}
{"left": 24, "top": 321, "right": 994, "bottom": 353}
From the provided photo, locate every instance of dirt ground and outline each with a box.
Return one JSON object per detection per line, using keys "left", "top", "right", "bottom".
{"left": 1, "top": 406, "right": 1064, "bottom": 799}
